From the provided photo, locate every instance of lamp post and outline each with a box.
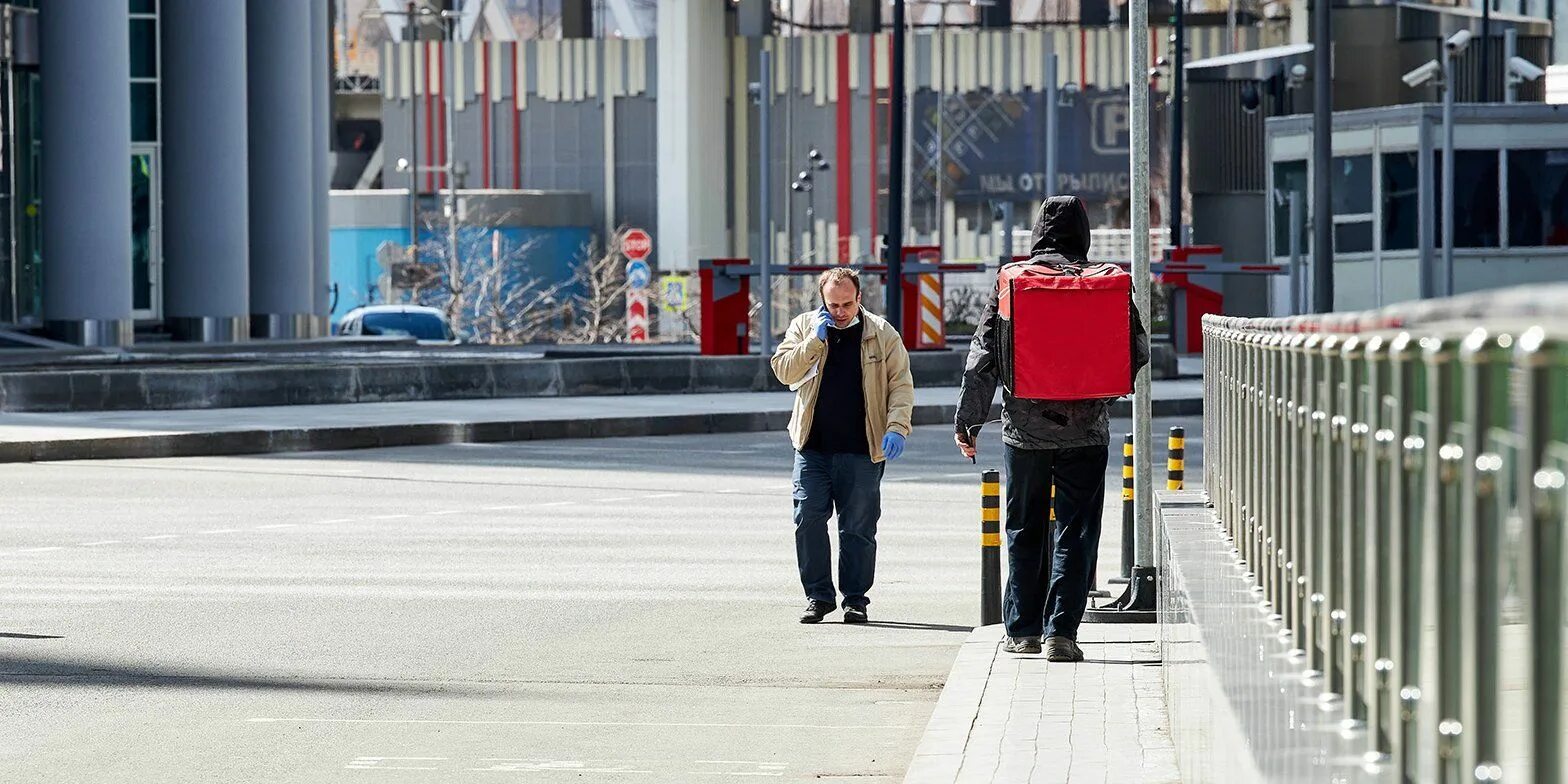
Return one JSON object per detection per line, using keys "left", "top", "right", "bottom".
{"left": 791, "top": 147, "right": 831, "bottom": 259}
{"left": 885, "top": 0, "right": 995, "bottom": 323}
{"left": 363, "top": 2, "right": 481, "bottom": 267}
{"left": 886, "top": 0, "right": 906, "bottom": 327}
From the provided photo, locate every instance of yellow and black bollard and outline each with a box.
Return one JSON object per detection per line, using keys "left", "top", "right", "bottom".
{"left": 1120, "top": 433, "right": 1135, "bottom": 581}
{"left": 981, "top": 469, "right": 1003, "bottom": 626}
{"left": 1168, "top": 426, "right": 1186, "bottom": 491}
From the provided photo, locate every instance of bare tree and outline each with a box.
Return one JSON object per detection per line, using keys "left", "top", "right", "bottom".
{"left": 561, "top": 230, "right": 632, "bottom": 344}
{"left": 398, "top": 209, "right": 569, "bottom": 344}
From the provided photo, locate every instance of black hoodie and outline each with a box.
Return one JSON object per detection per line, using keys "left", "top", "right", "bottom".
{"left": 954, "top": 196, "right": 1151, "bottom": 450}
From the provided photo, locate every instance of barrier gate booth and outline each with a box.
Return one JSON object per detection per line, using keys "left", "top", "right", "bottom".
{"left": 698, "top": 247, "right": 984, "bottom": 355}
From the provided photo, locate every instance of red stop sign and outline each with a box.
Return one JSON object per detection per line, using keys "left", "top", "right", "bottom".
{"left": 622, "top": 229, "right": 653, "bottom": 261}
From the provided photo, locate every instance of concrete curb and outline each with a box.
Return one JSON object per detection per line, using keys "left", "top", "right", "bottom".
{"left": 0, "top": 397, "right": 1202, "bottom": 463}
{"left": 0, "top": 353, "right": 969, "bottom": 413}
{"left": 902, "top": 625, "right": 1003, "bottom": 784}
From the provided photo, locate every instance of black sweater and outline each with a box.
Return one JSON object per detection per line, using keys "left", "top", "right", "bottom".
{"left": 805, "top": 320, "right": 868, "bottom": 455}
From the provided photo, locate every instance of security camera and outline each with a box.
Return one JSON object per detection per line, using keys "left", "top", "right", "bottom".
{"left": 396, "top": 157, "right": 411, "bottom": 172}
{"left": 1402, "top": 60, "right": 1442, "bottom": 88}
{"left": 1445, "top": 29, "right": 1473, "bottom": 55}
{"left": 1240, "top": 82, "right": 1261, "bottom": 113}
{"left": 1508, "top": 56, "right": 1546, "bottom": 82}
{"left": 1290, "top": 64, "right": 1308, "bottom": 80}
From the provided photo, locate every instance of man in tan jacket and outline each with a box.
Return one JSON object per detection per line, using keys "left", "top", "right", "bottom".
{"left": 771, "top": 268, "right": 915, "bottom": 624}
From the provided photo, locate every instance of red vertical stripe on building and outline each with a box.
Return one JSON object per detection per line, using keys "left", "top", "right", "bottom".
{"left": 424, "top": 43, "right": 435, "bottom": 193}
{"left": 436, "top": 45, "right": 447, "bottom": 191}
{"left": 512, "top": 43, "right": 522, "bottom": 189}
{"left": 481, "top": 41, "right": 492, "bottom": 189}
{"left": 835, "top": 34, "right": 852, "bottom": 264}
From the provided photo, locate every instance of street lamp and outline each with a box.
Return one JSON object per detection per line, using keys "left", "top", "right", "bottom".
{"left": 1402, "top": 28, "right": 1472, "bottom": 299}
{"left": 361, "top": 2, "right": 428, "bottom": 255}
{"left": 790, "top": 147, "right": 831, "bottom": 258}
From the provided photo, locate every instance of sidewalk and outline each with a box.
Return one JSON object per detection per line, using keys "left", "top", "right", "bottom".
{"left": 0, "top": 380, "right": 1202, "bottom": 463}
{"left": 904, "top": 624, "right": 1178, "bottom": 784}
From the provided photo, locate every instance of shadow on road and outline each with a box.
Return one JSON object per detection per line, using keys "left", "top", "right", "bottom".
{"left": 0, "top": 653, "right": 490, "bottom": 695}
{"left": 850, "top": 621, "right": 974, "bottom": 633}
{"left": 0, "top": 632, "right": 64, "bottom": 640}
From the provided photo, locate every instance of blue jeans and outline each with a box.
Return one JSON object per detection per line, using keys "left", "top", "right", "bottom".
{"left": 1002, "top": 444, "right": 1109, "bottom": 640}
{"left": 792, "top": 450, "right": 885, "bottom": 609}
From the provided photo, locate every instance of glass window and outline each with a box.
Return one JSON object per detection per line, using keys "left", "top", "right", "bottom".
{"left": 1334, "top": 221, "right": 1374, "bottom": 254}
{"left": 132, "top": 154, "right": 153, "bottom": 312}
{"left": 1332, "top": 155, "right": 1374, "bottom": 215}
{"left": 130, "top": 0, "right": 156, "bottom": 14}
{"left": 1272, "top": 160, "right": 1308, "bottom": 258}
{"left": 132, "top": 82, "right": 157, "bottom": 142}
{"left": 1507, "top": 149, "right": 1568, "bottom": 247}
{"left": 1382, "top": 152, "right": 1420, "bottom": 251}
{"left": 130, "top": 18, "right": 157, "bottom": 79}
{"left": 1435, "top": 151, "right": 1501, "bottom": 248}
{"left": 360, "top": 311, "right": 454, "bottom": 341}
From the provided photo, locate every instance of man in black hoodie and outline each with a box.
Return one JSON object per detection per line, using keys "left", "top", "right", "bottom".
{"left": 954, "top": 196, "right": 1150, "bottom": 661}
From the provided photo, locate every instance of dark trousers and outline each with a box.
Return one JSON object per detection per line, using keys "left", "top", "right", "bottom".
{"left": 1002, "top": 443, "right": 1109, "bottom": 640}
{"left": 792, "top": 449, "right": 884, "bottom": 609}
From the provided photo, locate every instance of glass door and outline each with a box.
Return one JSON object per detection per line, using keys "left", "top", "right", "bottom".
{"left": 131, "top": 147, "right": 160, "bottom": 320}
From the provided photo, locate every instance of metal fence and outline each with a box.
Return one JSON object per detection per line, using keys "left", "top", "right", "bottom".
{"left": 1201, "top": 284, "right": 1568, "bottom": 783}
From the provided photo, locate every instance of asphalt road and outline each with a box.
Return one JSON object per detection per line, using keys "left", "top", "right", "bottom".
{"left": 0, "top": 418, "right": 1202, "bottom": 783}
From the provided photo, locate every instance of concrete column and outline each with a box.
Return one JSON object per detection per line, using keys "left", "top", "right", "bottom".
{"left": 161, "top": 0, "right": 250, "bottom": 342}
{"left": 311, "top": 0, "right": 332, "bottom": 333}
{"left": 655, "top": 1, "right": 728, "bottom": 272}
{"left": 247, "top": 0, "right": 317, "bottom": 339}
{"left": 39, "top": 0, "right": 133, "bottom": 346}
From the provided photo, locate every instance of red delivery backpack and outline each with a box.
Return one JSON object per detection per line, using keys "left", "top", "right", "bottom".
{"left": 997, "top": 260, "right": 1132, "bottom": 400}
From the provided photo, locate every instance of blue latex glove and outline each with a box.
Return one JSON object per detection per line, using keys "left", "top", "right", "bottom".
{"left": 881, "top": 432, "right": 906, "bottom": 461}
{"left": 814, "top": 308, "right": 832, "bottom": 341}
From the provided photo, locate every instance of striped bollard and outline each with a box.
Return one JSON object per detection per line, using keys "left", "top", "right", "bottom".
{"left": 1121, "top": 433, "right": 1135, "bottom": 580}
{"left": 1168, "top": 426, "right": 1186, "bottom": 491}
{"left": 981, "top": 470, "right": 1003, "bottom": 626}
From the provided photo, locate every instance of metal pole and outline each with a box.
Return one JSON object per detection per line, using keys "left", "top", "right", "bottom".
{"left": 1442, "top": 61, "right": 1455, "bottom": 298}
{"left": 1505, "top": 28, "right": 1519, "bottom": 104}
{"left": 1131, "top": 0, "right": 1156, "bottom": 584}
{"left": 1482, "top": 0, "right": 1493, "bottom": 103}
{"left": 1289, "top": 191, "right": 1304, "bottom": 314}
{"left": 445, "top": 14, "right": 459, "bottom": 315}
{"left": 758, "top": 50, "right": 774, "bottom": 354}
{"left": 408, "top": 1, "right": 419, "bottom": 258}
{"left": 1171, "top": 0, "right": 1185, "bottom": 241}
{"left": 1045, "top": 55, "right": 1059, "bottom": 200}
{"left": 1312, "top": 0, "right": 1334, "bottom": 312}
{"left": 887, "top": 0, "right": 906, "bottom": 325}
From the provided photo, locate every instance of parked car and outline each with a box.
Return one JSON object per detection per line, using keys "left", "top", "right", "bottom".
{"left": 336, "top": 305, "right": 460, "bottom": 345}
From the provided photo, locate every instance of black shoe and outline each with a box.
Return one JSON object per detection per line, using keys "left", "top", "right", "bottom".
{"left": 800, "top": 600, "right": 835, "bottom": 624}
{"left": 843, "top": 606, "right": 868, "bottom": 624}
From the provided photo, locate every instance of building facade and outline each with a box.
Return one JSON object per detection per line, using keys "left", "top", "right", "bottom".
{"left": 0, "top": 0, "right": 331, "bottom": 346}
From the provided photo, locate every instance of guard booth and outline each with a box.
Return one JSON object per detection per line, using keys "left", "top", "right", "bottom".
{"left": 698, "top": 247, "right": 984, "bottom": 355}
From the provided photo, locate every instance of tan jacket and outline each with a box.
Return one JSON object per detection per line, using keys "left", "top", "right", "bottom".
{"left": 770, "top": 309, "right": 915, "bottom": 463}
